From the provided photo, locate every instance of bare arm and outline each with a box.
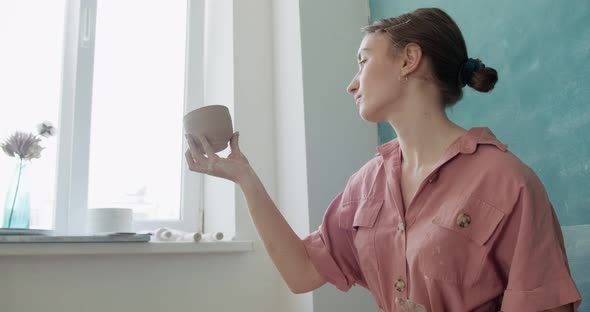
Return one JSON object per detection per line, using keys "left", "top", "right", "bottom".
{"left": 185, "top": 133, "right": 326, "bottom": 293}
{"left": 237, "top": 167, "right": 326, "bottom": 293}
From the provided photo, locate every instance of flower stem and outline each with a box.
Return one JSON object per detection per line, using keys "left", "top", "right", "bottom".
{"left": 7, "top": 158, "right": 24, "bottom": 228}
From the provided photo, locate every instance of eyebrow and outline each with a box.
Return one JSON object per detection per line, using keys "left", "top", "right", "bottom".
{"left": 357, "top": 48, "right": 371, "bottom": 60}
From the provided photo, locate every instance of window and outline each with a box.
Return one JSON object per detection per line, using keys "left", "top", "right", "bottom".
{"left": 87, "top": 0, "right": 187, "bottom": 221}
{"left": 0, "top": 0, "right": 207, "bottom": 234}
{"left": 0, "top": 0, "right": 67, "bottom": 230}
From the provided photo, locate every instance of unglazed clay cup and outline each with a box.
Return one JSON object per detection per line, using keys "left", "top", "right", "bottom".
{"left": 183, "top": 105, "right": 233, "bottom": 153}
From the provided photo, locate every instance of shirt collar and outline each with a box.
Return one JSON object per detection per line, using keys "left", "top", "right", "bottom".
{"left": 375, "top": 127, "right": 507, "bottom": 158}
{"left": 457, "top": 127, "right": 508, "bottom": 154}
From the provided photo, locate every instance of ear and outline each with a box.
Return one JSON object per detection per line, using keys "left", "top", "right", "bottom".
{"left": 400, "top": 43, "right": 423, "bottom": 77}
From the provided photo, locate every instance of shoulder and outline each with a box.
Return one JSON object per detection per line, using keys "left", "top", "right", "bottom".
{"left": 341, "top": 154, "right": 385, "bottom": 204}
{"left": 471, "top": 144, "right": 548, "bottom": 214}
{"left": 477, "top": 144, "right": 541, "bottom": 186}
{"left": 462, "top": 127, "right": 539, "bottom": 187}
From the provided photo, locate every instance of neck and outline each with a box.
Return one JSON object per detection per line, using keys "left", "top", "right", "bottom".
{"left": 388, "top": 98, "right": 466, "bottom": 173}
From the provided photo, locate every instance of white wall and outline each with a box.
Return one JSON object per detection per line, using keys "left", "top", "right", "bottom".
{"left": 0, "top": 1, "right": 379, "bottom": 311}
{"left": 0, "top": 253, "right": 278, "bottom": 311}
{"left": 296, "top": 1, "right": 379, "bottom": 311}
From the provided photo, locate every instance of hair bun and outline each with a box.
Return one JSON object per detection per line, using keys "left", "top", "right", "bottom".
{"left": 462, "top": 59, "right": 498, "bottom": 92}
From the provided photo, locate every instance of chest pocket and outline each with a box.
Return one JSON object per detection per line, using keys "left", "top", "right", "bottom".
{"left": 417, "top": 197, "right": 504, "bottom": 286}
{"left": 339, "top": 197, "right": 384, "bottom": 274}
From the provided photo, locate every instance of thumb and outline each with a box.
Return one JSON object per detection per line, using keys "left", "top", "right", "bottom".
{"left": 230, "top": 131, "right": 240, "bottom": 152}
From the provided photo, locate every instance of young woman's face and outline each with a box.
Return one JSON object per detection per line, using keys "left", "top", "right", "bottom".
{"left": 346, "top": 33, "right": 404, "bottom": 123}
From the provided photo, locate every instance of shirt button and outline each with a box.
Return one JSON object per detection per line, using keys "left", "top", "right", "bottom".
{"left": 456, "top": 213, "right": 471, "bottom": 228}
{"left": 394, "top": 278, "right": 406, "bottom": 292}
{"left": 397, "top": 222, "right": 405, "bottom": 233}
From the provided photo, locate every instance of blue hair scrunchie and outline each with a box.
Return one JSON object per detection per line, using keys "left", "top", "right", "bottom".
{"left": 461, "top": 58, "right": 485, "bottom": 87}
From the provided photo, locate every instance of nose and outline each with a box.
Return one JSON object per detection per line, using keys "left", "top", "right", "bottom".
{"left": 346, "top": 75, "right": 359, "bottom": 94}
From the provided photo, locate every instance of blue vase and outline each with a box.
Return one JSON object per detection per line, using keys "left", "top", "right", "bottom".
{"left": 2, "top": 158, "right": 31, "bottom": 229}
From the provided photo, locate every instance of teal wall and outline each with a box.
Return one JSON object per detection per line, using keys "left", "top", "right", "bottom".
{"left": 370, "top": 1, "right": 588, "bottom": 309}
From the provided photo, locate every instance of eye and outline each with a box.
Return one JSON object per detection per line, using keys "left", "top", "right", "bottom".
{"left": 358, "top": 59, "right": 367, "bottom": 65}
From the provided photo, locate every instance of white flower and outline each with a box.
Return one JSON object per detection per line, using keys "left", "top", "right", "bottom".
{"left": 37, "top": 121, "right": 57, "bottom": 138}
{"left": 1, "top": 132, "right": 44, "bottom": 160}
{"left": 1, "top": 121, "right": 57, "bottom": 161}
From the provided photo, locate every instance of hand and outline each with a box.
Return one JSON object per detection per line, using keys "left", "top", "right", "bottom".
{"left": 185, "top": 132, "right": 251, "bottom": 183}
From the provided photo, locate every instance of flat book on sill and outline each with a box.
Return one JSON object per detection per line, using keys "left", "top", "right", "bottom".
{"left": 0, "top": 233, "right": 151, "bottom": 243}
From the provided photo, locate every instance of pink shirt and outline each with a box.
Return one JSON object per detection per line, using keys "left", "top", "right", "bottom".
{"left": 303, "top": 127, "right": 581, "bottom": 312}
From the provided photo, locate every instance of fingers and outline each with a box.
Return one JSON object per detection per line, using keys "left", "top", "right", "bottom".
{"left": 229, "top": 132, "right": 240, "bottom": 153}
{"left": 185, "top": 134, "right": 209, "bottom": 174}
{"left": 185, "top": 134, "right": 206, "bottom": 161}
{"left": 185, "top": 148, "right": 212, "bottom": 174}
{"left": 185, "top": 149, "right": 200, "bottom": 172}
{"left": 195, "top": 134, "right": 217, "bottom": 159}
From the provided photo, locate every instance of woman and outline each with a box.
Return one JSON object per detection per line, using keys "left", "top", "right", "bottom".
{"left": 185, "top": 8, "right": 581, "bottom": 312}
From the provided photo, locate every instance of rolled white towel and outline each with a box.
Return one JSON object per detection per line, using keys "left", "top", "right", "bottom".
{"left": 181, "top": 232, "right": 202, "bottom": 242}
{"left": 153, "top": 227, "right": 175, "bottom": 241}
{"left": 152, "top": 228, "right": 224, "bottom": 242}
{"left": 165, "top": 228, "right": 188, "bottom": 241}
{"left": 179, "top": 232, "right": 223, "bottom": 242}
{"left": 201, "top": 232, "right": 224, "bottom": 241}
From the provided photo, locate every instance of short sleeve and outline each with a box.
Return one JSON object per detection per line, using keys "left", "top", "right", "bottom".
{"left": 303, "top": 192, "right": 361, "bottom": 292}
{"left": 498, "top": 175, "right": 582, "bottom": 312}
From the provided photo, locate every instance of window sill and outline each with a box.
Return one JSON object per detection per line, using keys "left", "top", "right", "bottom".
{"left": 0, "top": 240, "right": 254, "bottom": 256}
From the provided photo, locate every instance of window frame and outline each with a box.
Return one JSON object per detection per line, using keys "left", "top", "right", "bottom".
{"left": 54, "top": 0, "right": 205, "bottom": 235}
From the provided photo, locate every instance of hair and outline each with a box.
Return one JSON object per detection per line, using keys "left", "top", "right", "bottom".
{"left": 362, "top": 8, "right": 498, "bottom": 107}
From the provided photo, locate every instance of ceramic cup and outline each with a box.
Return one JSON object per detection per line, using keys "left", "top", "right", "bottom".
{"left": 183, "top": 105, "right": 233, "bottom": 153}
{"left": 86, "top": 208, "right": 133, "bottom": 234}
